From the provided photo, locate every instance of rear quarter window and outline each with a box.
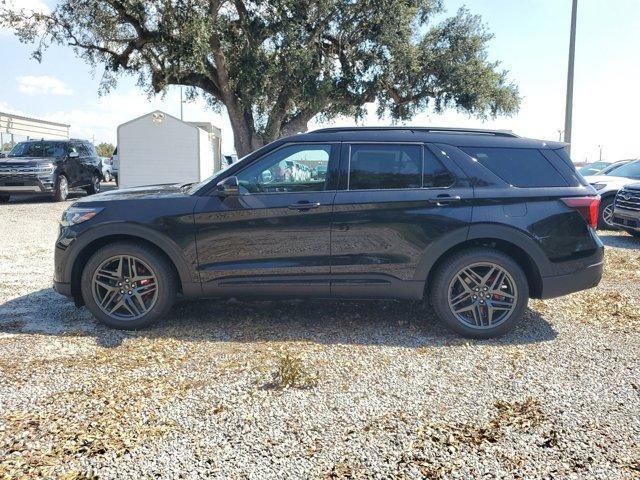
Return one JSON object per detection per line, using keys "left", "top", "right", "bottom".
{"left": 461, "top": 147, "right": 568, "bottom": 187}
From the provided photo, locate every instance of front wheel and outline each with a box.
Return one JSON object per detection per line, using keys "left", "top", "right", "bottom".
{"left": 598, "top": 197, "right": 616, "bottom": 229}
{"left": 81, "top": 242, "right": 177, "bottom": 329}
{"left": 53, "top": 174, "right": 69, "bottom": 202}
{"left": 103, "top": 171, "right": 111, "bottom": 182}
{"left": 429, "top": 248, "right": 529, "bottom": 338}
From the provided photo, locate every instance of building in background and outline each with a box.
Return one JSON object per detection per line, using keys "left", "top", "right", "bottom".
{"left": 117, "top": 110, "right": 222, "bottom": 189}
{"left": 0, "top": 112, "right": 69, "bottom": 153}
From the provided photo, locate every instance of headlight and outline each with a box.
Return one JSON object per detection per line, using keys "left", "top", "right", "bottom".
{"left": 36, "top": 163, "right": 56, "bottom": 174}
{"left": 591, "top": 182, "right": 606, "bottom": 191}
{"left": 60, "top": 207, "right": 103, "bottom": 227}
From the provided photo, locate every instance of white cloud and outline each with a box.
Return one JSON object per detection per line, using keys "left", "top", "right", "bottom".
{"left": 17, "top": 75, "right": 74, "bottom": 96}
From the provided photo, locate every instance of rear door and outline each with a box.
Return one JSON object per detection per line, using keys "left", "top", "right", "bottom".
{"left": 193, "top": 142, "right": 339, "bottom": 296}
{"left": 330, "top": 142, "right": 473, "bottom": 299}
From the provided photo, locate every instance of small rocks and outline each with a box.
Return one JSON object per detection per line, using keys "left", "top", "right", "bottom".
{"left": 0, "top": 199, "right": 639, "bottom": 479}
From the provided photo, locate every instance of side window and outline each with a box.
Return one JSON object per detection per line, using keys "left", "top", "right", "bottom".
{"left": 74, "top": 143, "right": 89, "bottom": 156}
{"left": 236, "top": 144, "right": 332, "bottom": 193}
{"left": 348, "top": 144, "right": 421, "bottom": 190}
{"left": 424, "top": 148, "right": 455, "bottom": 188}
{"left": 460, "top": 147, "right": 568, "bottom": 187}
{"left": 84, "top": 143, "right": 97, "bottom": 157}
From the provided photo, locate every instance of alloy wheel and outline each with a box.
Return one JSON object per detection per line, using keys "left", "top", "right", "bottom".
{"left": 91, "top": 255, "right": 159, "bottom": 320}
{"left": 602, "top": 202, "right": 614, "bottom": 227}
{"left": 93, "top": 176, "right": 101, "bottom": 193}
{"left": 59, "top": 176, "right": 68, "bottom": 199}
{"left": 447, "top": 262, "right": 518, "bottom": 328}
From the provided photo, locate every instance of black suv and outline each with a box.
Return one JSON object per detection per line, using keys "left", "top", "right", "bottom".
{"left": 53, "top": 127, "right": 604, "bottom": 338}
{"left": 0, "top": 139, "right": 102, "bottom": 202}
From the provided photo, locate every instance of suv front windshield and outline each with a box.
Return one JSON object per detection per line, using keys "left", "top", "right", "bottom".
{"left": 8, "top": 141, "right": 67, "bottom": 158}
{"left": 605, "top": 160, "right": 640, "bottom": 179}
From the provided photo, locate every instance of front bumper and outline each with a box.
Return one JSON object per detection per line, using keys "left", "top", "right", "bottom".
{"left": 0, "top": 173, "right": 55, "bottom": 193}
{"left": 612, "top": 209, "right": 640, "bottom": 232}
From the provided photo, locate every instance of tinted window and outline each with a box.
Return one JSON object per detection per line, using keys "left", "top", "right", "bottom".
{"left": 8, "top": 141, "right": 67, "bottom": 158}
{"left": 237, "top": 144, "right": 332, "bottom": 193}
{"left": 461, "top": 147, "right": 568, "bottom": 187}
{"left": 424, "top": 149, "right": 455, "bottom": 188}
{"left": 349, "top": 144, "right": 421, "bottom": 190}
{"left": 605, "top": 160, "right": 640, "bottom": 179}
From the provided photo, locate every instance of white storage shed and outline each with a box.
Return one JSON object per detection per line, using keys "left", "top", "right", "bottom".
{"left": 117, "top": 110, "right": 222, "bottom": 189}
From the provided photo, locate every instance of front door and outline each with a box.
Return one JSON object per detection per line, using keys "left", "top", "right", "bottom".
{"left": 194, "top": 142, "right": 339, "bottom": 297}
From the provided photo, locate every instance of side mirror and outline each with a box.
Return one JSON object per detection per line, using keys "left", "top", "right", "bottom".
{"left": 215, "top": 176, "right": 239, "bottom": 197}
{"left": 69, "top": 151, "right": 79, "bottom": 158}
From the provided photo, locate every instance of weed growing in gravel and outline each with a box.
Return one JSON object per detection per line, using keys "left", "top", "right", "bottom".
{"left": 265, "top": 351, "right": 318, "bottom": 390}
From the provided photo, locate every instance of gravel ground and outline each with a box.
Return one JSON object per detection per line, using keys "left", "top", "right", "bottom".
{"left": 0, "top": 190, "right": 639, "bottom": 479}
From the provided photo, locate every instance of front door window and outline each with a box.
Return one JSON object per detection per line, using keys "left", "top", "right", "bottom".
{"left": 236, "top": 144, "right": 332, "bottom": 193}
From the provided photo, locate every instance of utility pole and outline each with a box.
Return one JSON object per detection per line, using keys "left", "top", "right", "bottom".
{"left": 180, "top": 86, "right": 184, "bottom": 121}
{"left": 598, "top": 145, "right": 603, "bottom": 161}
{"left": 557, "top": 129, "right": 564, "bottom": 142}
{"left": 564, "top": 0, "right": 578, "bottom": 155}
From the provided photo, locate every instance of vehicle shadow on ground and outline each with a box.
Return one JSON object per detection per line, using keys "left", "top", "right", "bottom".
{"left": 0, "top": 183, "right": 118, "bottom": 205}
{"left": 598, "top": 231, "right": 640, "bottom": 250}
{"left": 0, "top": 288, "right": 557, "bottom": 349}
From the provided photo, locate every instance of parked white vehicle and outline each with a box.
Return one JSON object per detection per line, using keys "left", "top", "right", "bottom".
{"left": 585, "top": 159, "right": 640, "bottom": 228}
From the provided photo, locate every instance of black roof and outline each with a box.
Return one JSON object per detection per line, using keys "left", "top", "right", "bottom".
{"left": 285, "top": 126, "right": 567, "bottom": 150}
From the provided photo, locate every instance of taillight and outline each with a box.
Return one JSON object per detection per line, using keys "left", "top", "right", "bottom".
{"left": 561, "top": 196, "right": 600, "bottom": 229}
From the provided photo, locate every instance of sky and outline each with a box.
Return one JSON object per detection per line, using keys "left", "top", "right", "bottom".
{"left": 0, "top": 0, "right": 639, "bottom": 163}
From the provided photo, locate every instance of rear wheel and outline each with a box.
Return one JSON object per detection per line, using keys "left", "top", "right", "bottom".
{"left": 85, "top": 174, "right": 101, "bottom": 195}
{"left": 0, "top": 195, "right": 10, "bottom": 203}
{"left": 429, "top": 248, "right": 529, "bottom": 338}
{"left": 53, "top": 174, "right": 69, "bottom": 202}
{"left": 598, "top": 196, "right": 616, "bottom": 229}
{"left": 103, "top": 170, "right": 112, "bottom": 182}
{"left": 81, "top": 242, "right": 177, "bottom": 329}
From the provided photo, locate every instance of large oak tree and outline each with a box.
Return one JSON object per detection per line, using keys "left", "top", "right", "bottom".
{"left": 1, "top": 0, "right": 520, "bottom": 156}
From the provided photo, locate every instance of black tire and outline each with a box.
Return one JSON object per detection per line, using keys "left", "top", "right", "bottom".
{"left": 0, "top": 195, "right": 10, "bottom": 203}
{"left": 81, "top": 242, "right": 177, "bottom": 329}
{"left": 53, "top": 174, "right": 69, "bottom": 202}
{"left": 85, "top": 174, "right": 101, "bottom": 195}
{"left": 429, "top": 248, "right": 529, "bottom": 339}
{"left": 598, "top": 196, "right": 616, "bottom": 230}
{"left": 114, "top": 175, "right": 118, "bottom": 187}
{"left": 624, "top": 229, "right": 640, "bottom": 238}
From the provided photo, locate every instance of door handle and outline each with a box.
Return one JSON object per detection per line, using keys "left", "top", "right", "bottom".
{"left": 288, "top": 201, "right": 321, "bottom": 211}
{"left": 429, "top": 195, "right": 462, "bottom": 206}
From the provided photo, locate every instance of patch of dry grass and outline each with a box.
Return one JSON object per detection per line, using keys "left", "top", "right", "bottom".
{"left": 264, "top": 351, "right": 319, "bottom": 390}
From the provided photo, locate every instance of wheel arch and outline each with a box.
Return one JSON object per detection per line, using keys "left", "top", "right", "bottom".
{"left": 67, "top": 225, "right": 200, "bottom": 305}
{"left": 416, "top": 224, "right": 546, "bottom": 299}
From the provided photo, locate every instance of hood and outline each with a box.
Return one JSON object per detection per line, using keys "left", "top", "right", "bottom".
{"left": 584, "top": 175, "right": 633, "bottom": 186}
{"left": 75, "top": 183, "right": 190, "bottom": 203}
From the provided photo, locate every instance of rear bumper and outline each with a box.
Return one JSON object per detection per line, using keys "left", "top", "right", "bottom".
{"left": 540, "top": 258, "right": 604, "bottom": 299}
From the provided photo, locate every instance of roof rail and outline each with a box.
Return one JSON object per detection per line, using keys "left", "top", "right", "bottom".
{"left": 310, "top": 126, "right": 520, "bottom": 138}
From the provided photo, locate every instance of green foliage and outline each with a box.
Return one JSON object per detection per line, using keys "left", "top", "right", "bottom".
{"left": 0, "top": 0, "right": 520, "bottom": 155}
{"left": 95, "top": 142, "right": 115, "bottom": 157}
